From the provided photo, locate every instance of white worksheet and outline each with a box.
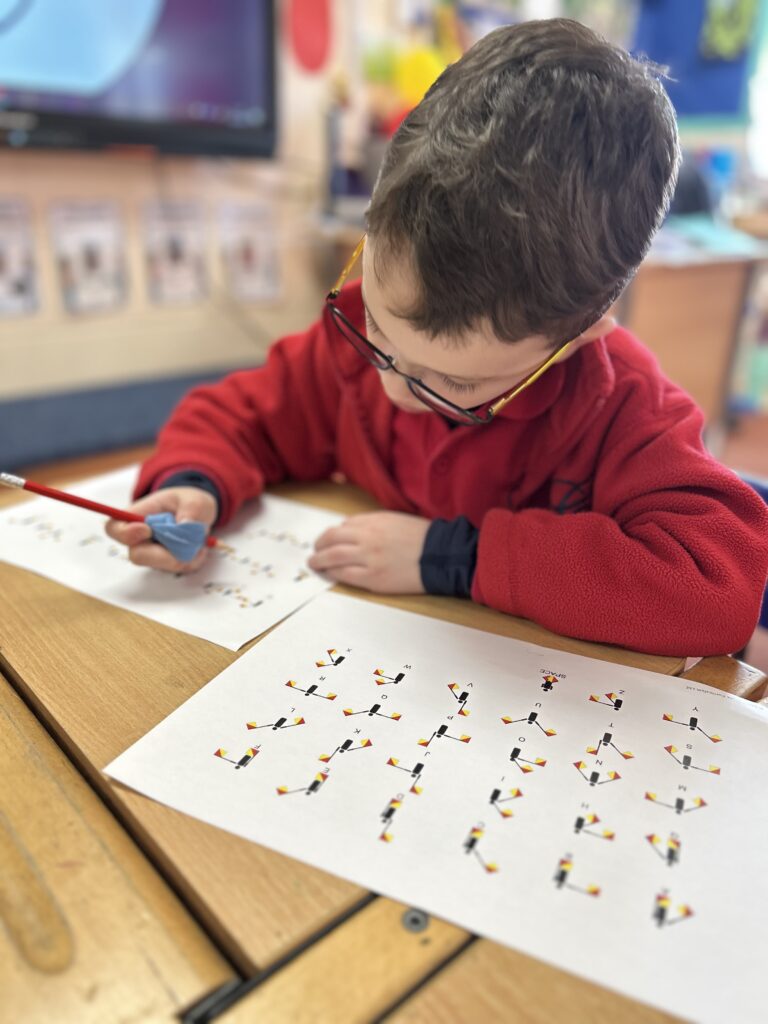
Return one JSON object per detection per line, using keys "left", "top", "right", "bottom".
{"left": 0, "top": 468, "right": 343, "bottom": 649}
{"left": 105, "top": 592, "right": 768, "bottom": 1024}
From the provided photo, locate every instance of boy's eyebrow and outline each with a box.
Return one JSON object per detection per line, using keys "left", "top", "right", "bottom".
{"left": 361, "top": 288, "right": 404, "bottom": 338}
{"left": 360, "top": 289, "right": 383, "bottom": 331}
{"left": 361, "top": 282, "right": 410, "bottom": 324}
{"left": 360, "top": 287, "right": 492, "bottom": 384}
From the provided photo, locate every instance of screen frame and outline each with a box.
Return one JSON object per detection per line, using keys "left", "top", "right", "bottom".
{"left": 0, "top": 0, "right": 277, "bottom": 158}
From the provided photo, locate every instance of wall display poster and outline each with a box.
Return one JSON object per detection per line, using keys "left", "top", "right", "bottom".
{"left": 50, "top": 201, "right": 127, "bottom": 314}
{"left": 0, "top": 198, "right": 37, "bottom": 317}
{"left": 107, "top": 592, "right": 768, "bottom": 1024}
{"left": 144, "top": 200, "right": 207, "bottom": 306}
{"left": 218, "top": 201, "right": 280, "bottom": 303}
{"left": 0, "top": 467, "right": 343, "bottom": 650}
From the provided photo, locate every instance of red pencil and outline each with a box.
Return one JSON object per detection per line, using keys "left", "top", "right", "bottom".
{"left": 0, "top": 472, "right": 217, "bottom": 547}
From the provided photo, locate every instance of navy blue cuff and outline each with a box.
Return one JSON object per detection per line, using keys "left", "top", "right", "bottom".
{"left": 420, "top": 516, "right": 479, "bottom": 598}
{"left": 156, "top": 471, "right": 222, "bottom": 524}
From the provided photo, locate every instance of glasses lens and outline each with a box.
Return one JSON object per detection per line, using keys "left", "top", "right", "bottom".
{"left": 330, "top": 307, "right": 391, "bottom": 370}
{"left": 405, "top": 379, "right": 482, "bottom": 425}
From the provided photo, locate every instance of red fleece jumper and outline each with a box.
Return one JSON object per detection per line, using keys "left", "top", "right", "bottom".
{"left": 136, "top": 281, "right": 768, "bottom": 657}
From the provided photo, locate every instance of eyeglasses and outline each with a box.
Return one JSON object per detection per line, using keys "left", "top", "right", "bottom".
{"left": 325, "top": 235, "right": 574, "bottom": 426}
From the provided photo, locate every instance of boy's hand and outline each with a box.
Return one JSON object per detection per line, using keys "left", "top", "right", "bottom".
{"left": 309, "top": 511, "right": 430, "bottom": 594}
{"left": 105, "top": 487, "right": 218, "bottom": 573}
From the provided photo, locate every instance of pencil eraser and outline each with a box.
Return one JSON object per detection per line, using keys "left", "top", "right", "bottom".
{"left": 145, "top": 512, "right": 208, "bottom": 563}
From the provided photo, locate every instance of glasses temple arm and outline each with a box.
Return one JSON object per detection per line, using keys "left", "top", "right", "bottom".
{"left": 327, "top": 235, "right": 366, "bottom": 299}
{"left": 488, "top": 339, "right": 574, "bottom": 416}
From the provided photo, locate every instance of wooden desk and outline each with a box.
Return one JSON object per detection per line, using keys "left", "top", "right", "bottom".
{"left": 0, "top": 449, "right": 763, "bottom": 1022}
{"left": 733, "top": 211, "right": 768, "bottom": 241}
{"left": 0, "top": 672, "right": 233, "bottom": 1024}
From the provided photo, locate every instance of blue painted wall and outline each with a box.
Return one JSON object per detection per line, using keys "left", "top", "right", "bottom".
{"left": 0, "top": 367, "right": 239, "bottom": 469}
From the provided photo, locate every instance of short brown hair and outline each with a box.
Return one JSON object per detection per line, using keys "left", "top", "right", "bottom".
{"left": 366, "top": 18, "right": 680, "bottom": 344}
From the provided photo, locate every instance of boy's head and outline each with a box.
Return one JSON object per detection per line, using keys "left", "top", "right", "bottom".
{"left": 363, "top": 18, "right": 679, "bottom": 413}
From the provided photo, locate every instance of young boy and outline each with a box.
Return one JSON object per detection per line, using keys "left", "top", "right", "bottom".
{"left": 108, "top": 19, "right": 768, "bottom": 657}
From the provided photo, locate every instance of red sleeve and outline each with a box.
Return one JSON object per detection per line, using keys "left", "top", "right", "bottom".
{"left": 134, "top": 314, "right": 340, "bottom": 525}
{"left": 471, "top": 389, "right": 768, "bottom": 657}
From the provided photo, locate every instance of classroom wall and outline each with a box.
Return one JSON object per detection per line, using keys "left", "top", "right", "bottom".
{"left": 0, "top": 153, "right": 323, "bottom": 401}
{"left": 0, "top": 0, "right": 354, "bottom": 467}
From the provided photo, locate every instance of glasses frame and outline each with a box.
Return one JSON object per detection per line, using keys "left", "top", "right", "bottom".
{"left": 326, "top": 235, "right": 574, "bottom": 426}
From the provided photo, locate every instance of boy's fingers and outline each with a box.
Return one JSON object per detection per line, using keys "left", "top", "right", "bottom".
{"left": 314, "top": 524, "right": 358, "bottom": 551}
{"left": 308, "top": 544, "right": 365, "bottom": 572}
{"left": 323, "top": 564, "right": 371, "bottom": 589}
{"left": 103, "top": 519, "right": 123, "bottom": 542}
{"left": 128, "top": 542, "right": 182, "bottom": 571}
{"left": 105, "top": 519, "right": 152, "bottom": 545}
{"left": 128, "top": 541, "right": 206, "bottom": 574}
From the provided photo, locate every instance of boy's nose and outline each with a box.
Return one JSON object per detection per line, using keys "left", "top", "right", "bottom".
{"left": 379, "top": 369, "right": 425, "bottom": 411}
{"left": 391, "top": 354, "right": 422, "bottom": 379}
{"left": 381, "top": 370, "right": 411, "bottom": 401}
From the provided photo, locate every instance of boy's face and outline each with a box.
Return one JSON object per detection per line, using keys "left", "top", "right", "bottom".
{"left": 361, "top": 239, "right": 561, "bottom": 415}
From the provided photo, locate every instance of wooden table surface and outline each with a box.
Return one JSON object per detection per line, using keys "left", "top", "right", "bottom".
{"left": 1, "top": 447, "right": 764, "bottom": 1023}
{"left": 0, "top": 671, "right": 233, "bottom": 1024}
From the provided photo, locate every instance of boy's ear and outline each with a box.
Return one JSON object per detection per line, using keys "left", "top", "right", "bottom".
{"left": 578, "top": 313, "right": 617, "bottom": 343}
{"left": 559, "top": 314, "right": 617, "bottom": 359}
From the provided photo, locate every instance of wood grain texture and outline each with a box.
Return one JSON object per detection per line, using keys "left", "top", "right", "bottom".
{"left": 384, "top": 938, "right": 682, "bottom": 1024}
{"left": 218, "top": 900, "right": 469, "bottom": 1024}
{"left": 0, "top": 674, "right": 233, "bottom": 1024}
{"left": 680, "top": 655, "right": 767, "bottom": 700}
{"left": 0, "top": 816, "right": 73, "bottom": 976}
{"left": 0, "top": 557, "right": 365, "bottom": 974}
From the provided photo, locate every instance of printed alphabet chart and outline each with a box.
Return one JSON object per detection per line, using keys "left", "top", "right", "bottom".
{"left": 0, "top": 467, "right": 343, "bottom": 649}
{"left": 106, "top": 592, "right": 768, "bottom": 1024}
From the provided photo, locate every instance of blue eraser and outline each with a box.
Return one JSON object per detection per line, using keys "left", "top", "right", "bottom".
{"left": 145, "top": 512, "right": 208, "bottom": 563}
